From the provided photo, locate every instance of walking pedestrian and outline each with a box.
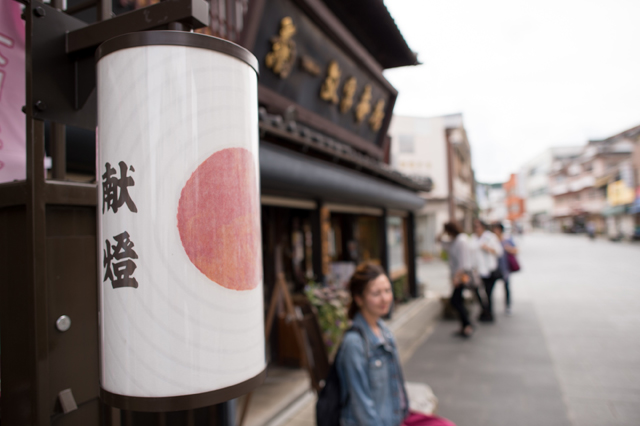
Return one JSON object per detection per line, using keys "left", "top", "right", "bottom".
{"left": 586, "top": 221, "right": 596, "bottom": 240}
{"left": 470, "top": 220, "right": 503, "bottom": 322}
{"left": 437, "top": 222, "right": 473, "bottom": 337}
{"left": 492, "top": 222, "right": 518, "bottom": 315}
{"left": 336, "top": 262, "right": 456, "bottom": 426}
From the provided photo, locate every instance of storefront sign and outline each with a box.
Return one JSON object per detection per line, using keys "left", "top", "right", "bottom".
{"left": 265, "top": 16, "right": 297, "bottom": 79}
{"left": 0, "top": 1, "right": 26, "bottom": 183}
{"left": 607, "top": 180, "right": 635, "bottom": 207}
{"left": 97, "top": 32, "right": 264, "bottom": 410}
{"left": 252, "top": 0, "right": 395, "bottom": 149}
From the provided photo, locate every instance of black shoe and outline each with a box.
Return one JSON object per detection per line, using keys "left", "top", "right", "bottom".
{"left": 478, "top": 314, "right": 494, "bottom": 323}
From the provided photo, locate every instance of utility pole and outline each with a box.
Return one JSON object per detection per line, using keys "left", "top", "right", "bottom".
{"left": 446, "top": 128, "right": 456, "bottom": 222}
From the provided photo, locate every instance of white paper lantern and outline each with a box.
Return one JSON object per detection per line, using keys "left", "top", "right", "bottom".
{"left": 96, "top": 31, "right": 264, "bottom": 411}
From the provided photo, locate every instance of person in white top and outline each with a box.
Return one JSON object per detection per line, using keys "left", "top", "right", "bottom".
{"left": 438, "top": 221, "right": 474, "bottom": 337}
{"left": 470, "top": 220, "right": 503, "bottom": 322}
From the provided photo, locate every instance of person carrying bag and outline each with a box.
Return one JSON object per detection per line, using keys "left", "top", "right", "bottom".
{"left": 438, "top": 221, "right": 474, "bottom": 338}
{"left": 470, "top": 220, "right": 503, "bottom": 322}
{"left": 492, "top": 223, "right": 519, "bottom": 315}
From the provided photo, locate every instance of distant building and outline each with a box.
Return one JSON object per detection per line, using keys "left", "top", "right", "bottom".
{"left": 504, "top": 173, "right": 525, "bottom": 228}
{"left": 389, "top": 114, "right": 476, "bottom": 256}
{"left": 518, "top": 147, "right": 582, "bottom": 231}
{"left": 631, "top": 129, "right": 640, "bottom": 234}
{"left": 596, "top": 125, "right": 640, "bottom": 238}
{"left": 476, "top": 182, "right": 506, "bottom": 223}
{"left": 549, "top": 128, "right": 636, "bottom": 235}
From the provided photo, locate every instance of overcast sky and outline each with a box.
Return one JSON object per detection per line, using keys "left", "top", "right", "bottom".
{"left": 383, "top": 0, "right": 640, "bottom": 183}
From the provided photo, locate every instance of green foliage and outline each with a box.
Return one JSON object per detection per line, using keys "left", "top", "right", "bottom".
{"left": 304, "top": 282, "right": 350, "bottom": 357}
{"left": 440, "top": 249, "right": 449, "bottom": 261}
{"left": 392, "top": 274, "right": 408, "bottom": 302}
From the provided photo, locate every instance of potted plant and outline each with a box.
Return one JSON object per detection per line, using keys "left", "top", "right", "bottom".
{"left": 304, "top": 282, "right": 351, "bottom": 359}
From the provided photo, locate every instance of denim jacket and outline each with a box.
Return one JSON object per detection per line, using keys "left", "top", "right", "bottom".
{"left": 336, "top": 313, "right": 409, "bottom": 426}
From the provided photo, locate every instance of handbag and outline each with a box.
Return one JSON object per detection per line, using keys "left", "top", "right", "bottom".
{"left": 402, "top": 411, "right": 457, "bottom": 426}
{"left": 506, "top": 252, "right": 520, "bottom": 272}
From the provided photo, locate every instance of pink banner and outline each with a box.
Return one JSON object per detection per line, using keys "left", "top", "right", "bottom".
{"left": 0, "top": 0, "right": 26, "bottom": 183}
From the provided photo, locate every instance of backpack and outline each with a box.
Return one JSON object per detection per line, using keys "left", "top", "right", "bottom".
{"left": 316, "top": 327, "right": 368, "bottom": 426}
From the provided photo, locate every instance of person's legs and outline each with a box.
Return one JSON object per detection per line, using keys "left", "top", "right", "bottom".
{"left": 504, "top": 278, "right": 511, "bottom": 312}
{"left": 472, "top": 286, "right": 487, "bottom": 317}
{"left": 482, "top": 275, "right": 497, "bottom": 321}
{"left": 450, "top": 286, "right": 471, "bottom": 332}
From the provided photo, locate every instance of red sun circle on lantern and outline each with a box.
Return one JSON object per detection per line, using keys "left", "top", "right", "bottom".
{"left": 177, "top": 147, "right": 261, "bottom": 291}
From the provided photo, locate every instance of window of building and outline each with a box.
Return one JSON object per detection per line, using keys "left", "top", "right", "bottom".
{"left": 529, "top": 187, "right": 547, "bottom": 197}
{"left": 398, "top": 135, "right": 415, "bottom": 153}
{"left": 568, "top": 164, "right": 582, "bottom": 176}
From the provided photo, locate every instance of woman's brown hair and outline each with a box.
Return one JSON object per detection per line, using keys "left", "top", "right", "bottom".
{"left": 347, "top": 262, "right": 386, "bottom": 319}
{"left": 443, "top": 221, "right": 462, "bottom": 237}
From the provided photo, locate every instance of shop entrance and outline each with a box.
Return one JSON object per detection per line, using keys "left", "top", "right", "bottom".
{"left": 327, "top": 212, "right": 383, "bottom": 288}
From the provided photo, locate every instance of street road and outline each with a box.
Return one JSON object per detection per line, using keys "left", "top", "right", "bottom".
{"left": 407, "top": 233, "right": 640, "bottom": 426}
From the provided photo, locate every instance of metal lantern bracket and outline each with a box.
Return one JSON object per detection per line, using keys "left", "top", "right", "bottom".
{"left": 27, "top": 0, "right": 210, "bottom": 130}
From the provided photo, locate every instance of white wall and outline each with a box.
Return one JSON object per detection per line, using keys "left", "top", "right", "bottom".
{"left": 389, "top": 115, "right": 448, "bottom": 199}
{"left": 390, "top": 114, "right": 479, "bottom": 251}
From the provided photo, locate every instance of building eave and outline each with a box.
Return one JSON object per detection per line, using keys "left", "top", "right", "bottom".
{"left": 259, "top": 108, "right": 432, "bottom": 192}
{"left": 320, "top": 0, "right": 419, "bottom": 69}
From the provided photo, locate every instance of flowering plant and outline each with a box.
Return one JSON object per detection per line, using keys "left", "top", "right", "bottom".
{"left": 304, "top": 282, "right": 351, "bottom": 358}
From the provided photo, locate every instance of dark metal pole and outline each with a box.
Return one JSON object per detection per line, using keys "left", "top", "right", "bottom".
{"left": 216, "top": 400, "right": 236, "bottom": 426}
{"left": 51, "top": 122, "right": 66, "bottom": 180}
{"left": 380, "top": 208, "right": 393, "bottom": 318}
{"left": 51, "top": 0, "right": 67, "bottom": 182}
{"left": 406, "top": 212, "right": 418, "bottom": 298}
{"left": 446, "top": 129, "right": 455, "bottom": 222}
{"left": 380, "top": 208, "right": 389, "bottom": 275}
{"left": 97, "top": 0, "right": 112, "bottom": 21}
{"left": 312, "top": 200, "right": 324, "bottom": 283}
{"left": 168, "top": 22, "right": 188, "bottom": 31}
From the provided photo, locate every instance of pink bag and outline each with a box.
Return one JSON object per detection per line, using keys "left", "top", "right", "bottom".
{"left": 506, "top": 252, "right": 521, "bottom": 272}
{"left": 402, "top": 411, "right": 457, "bottom": 426}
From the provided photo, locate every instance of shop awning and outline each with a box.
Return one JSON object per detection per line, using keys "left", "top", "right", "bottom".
{"left": 260, "top": 142, "right": 425, "bottom": 211}
{"left": 602, "top": 205, "right": 629, "bottom": 216}
{"left": 594, "top": 174, "right": 613, "bottom": 188}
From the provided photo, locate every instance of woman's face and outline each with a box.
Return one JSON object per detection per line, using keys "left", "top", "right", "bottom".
{"left": 356, "top": 274, "right": 394, "bottom": 320}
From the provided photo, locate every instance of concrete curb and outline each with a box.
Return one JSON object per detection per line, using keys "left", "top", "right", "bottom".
{"left": 388, "top": 295, "right": 443, "bottom": 365}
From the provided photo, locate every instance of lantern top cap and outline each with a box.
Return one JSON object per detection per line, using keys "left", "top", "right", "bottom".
{"left": 96, "top": 31, "right": 259, "bottom": 75}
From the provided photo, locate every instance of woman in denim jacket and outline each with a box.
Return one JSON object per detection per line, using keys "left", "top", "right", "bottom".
{"left": 336, "top": 263, "right": 408, "bottom": 426}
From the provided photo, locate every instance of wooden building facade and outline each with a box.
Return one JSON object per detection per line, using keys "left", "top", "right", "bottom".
{"left": 0, "top": 0, "right": 430, "bottom": 425}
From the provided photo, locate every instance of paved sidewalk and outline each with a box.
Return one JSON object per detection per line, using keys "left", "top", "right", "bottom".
{"left": 263, "top": 235, "right": 640, "bottom": 426}
{"left": 404, "top": 303, "right": 571, "bottom": 426}
{"left": 405, "top": 233, "right": 640, "bottom": 426}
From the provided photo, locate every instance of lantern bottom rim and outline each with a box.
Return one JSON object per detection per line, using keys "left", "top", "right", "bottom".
{"left": 101, "top": 367, "right": 267, "bottom": 412}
